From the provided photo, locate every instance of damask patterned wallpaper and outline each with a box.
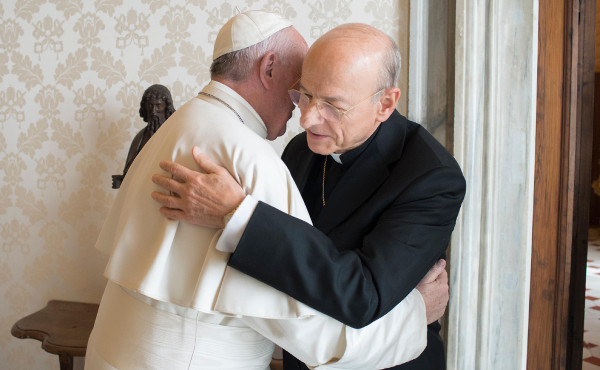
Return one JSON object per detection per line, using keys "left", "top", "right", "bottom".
{"left": 0, "top": 0, "right": 409, "bottom": 368}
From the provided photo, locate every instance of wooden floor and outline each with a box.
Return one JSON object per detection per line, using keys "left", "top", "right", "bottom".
{"left": 583, "top": 227, "right": 600, "bottom": 369}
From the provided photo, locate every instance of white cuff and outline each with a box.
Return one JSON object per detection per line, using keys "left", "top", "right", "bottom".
{"left": 412, "top": 288, "right": 428, "bottom": 329}
{"left": 215, "top": 195, "right": 258, "bottom": 253}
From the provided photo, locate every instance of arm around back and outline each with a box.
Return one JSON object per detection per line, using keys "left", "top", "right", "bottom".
{"left": 229, "top": 124, "right": 466, "bottom": 328}
{"left": 242, "top": 288, "right": 427, "bottom": 369}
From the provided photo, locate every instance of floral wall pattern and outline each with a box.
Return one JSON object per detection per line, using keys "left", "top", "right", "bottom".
{"left": 0, "top": 0, "right": 409, "bottom": 368}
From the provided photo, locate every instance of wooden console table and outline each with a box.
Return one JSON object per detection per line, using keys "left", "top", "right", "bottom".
{"left": 11, "top": 300, "right": 99, "bottom": 370}
{"left": 11, "top": 299, "right": 284, "bottom": 369}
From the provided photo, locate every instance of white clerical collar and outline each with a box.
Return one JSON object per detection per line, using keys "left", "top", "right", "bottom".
{"left": 200, "top": 81, "right": 268, "bottom": 139}
{"left": 330, "top": 153, "right": 342, "bottom": 164}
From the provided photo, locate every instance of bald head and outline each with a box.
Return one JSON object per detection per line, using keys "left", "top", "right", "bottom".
{"left": 297, "top": 23, "right": 401, "bottom": 155}
{"left": 307, "top": 23, "right": 401, "bottom": 92}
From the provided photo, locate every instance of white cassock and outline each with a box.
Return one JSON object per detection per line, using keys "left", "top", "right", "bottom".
{"left": 85, "top": 81, "right": 427, "bottom": 370}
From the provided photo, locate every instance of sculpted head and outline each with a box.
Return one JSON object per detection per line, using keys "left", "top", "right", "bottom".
{"left": 139, "top": 84, "right": 175, "bottom": 132}
{"left": 294, "top": 23, "right": 401, "bottom": 155}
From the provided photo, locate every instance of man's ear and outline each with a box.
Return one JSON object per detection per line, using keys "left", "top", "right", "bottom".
{"left": 258, "top": 52, "right": 276, "bottom": 89}
{"left": 375, "top": 87, "right": 401, "bottom": 122}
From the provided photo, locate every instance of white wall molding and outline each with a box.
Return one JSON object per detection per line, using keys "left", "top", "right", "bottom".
{"left": 408, "top": 1, "right": 449, "bottom": 145}
{"left": 447, "top": 1, "right": 538, "bottom": 369}
{"left": 408, "top": 1, "right": 429, "bottom": 124}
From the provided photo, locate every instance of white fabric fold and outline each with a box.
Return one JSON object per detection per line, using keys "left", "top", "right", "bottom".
{"left": 96, "top": 81, "right": 316, "bottom": 319}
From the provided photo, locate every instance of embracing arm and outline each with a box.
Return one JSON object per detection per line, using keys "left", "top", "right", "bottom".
{"left": 230, "top": 166, "right": 464, "bottom": 328}
{"left": 152, "top": 147, "right": 461, "bottom": 328}
{"left": 242, "top": 288, "right": 427, "bottom": 369}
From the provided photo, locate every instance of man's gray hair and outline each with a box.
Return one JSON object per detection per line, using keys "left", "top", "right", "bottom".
{"left": 371, "top": 35, "right": 402, "bottom": 104}
{"left": 210, "top": 27, "right": 294, "bottom": 81}
{"left": 375, "top": 34, "right": 401, "bottom": 100}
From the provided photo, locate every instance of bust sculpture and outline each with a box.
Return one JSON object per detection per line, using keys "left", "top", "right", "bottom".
{"left": 112, "top": 84, "right": 175, "bottom": 189}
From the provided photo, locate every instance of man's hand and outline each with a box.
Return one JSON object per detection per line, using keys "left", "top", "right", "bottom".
{"left": 151, "top": 146, "right": 245, "bottom": 228}
{"left": 416, "top": 259, "right": 449, "bottom": 324}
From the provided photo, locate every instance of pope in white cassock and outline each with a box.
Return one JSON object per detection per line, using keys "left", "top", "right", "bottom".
{"left": 85, "top": 10, "right": 428, "bottom": 370}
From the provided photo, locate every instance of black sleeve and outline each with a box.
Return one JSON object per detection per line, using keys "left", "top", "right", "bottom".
{"left": 228, "top": 166, "right": 466, "bottom": 328}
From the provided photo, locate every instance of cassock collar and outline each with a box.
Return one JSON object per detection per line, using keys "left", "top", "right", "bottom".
{"left": 331, "top": 125, "right": 381, "bottom": 167}
{"left": 199, "top": 81, "right": 268, "bottom": 139}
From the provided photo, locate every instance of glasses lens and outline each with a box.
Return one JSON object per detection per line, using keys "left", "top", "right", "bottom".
{"left": 288, "top": 90, "right": 340, "bottom": 121}
{"left": 318, "top": 101, "right": 341, "bottom": 122}
{"left": 289, "top": 90, "right": 301, "bottom": 105}
{"left": 290, "top": 90, "right": 311, "bottom": 110}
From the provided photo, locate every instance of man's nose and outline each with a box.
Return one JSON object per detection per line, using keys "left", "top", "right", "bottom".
{"left": 299, "top": 102, "right": 323, "bottom": 129}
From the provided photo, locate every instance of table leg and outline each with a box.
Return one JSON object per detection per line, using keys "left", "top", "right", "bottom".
{"left": 58, "top": 353, "right": 73, "bottom": 370}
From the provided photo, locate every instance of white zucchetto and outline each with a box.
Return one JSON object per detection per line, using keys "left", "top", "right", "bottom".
{"left": 212, "top": 10, "right": 292, "bottom": 61}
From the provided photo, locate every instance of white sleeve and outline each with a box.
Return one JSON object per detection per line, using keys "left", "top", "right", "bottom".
{"left": 218, "top": 143, "right": 427, "bottom": 368}
{"left": 241, "top": 289, "right": 427, "bottom": 369}
{"left": 215, "top": 195, "right": 258, "bottom": 253}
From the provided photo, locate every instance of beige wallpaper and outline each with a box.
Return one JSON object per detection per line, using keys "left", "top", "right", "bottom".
{"left": 0, "top": 0, "right": 409, "bottom": 368}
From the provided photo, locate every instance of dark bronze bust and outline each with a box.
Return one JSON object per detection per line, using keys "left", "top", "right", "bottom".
{"left": 112, "top": 84, "right": 176, "bottom": 189}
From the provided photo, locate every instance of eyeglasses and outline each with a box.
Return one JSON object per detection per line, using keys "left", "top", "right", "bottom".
{"left": 288, "top": 88, "right": 384, "bottom": 122}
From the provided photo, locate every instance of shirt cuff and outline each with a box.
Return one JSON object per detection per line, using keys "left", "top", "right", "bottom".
{"left": 215, "top": 195, "right": 258, "bottom": 253}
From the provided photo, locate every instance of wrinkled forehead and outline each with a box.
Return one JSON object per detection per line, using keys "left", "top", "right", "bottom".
{"left": 302, "top": 42, "right": 378, "bottom": 90}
